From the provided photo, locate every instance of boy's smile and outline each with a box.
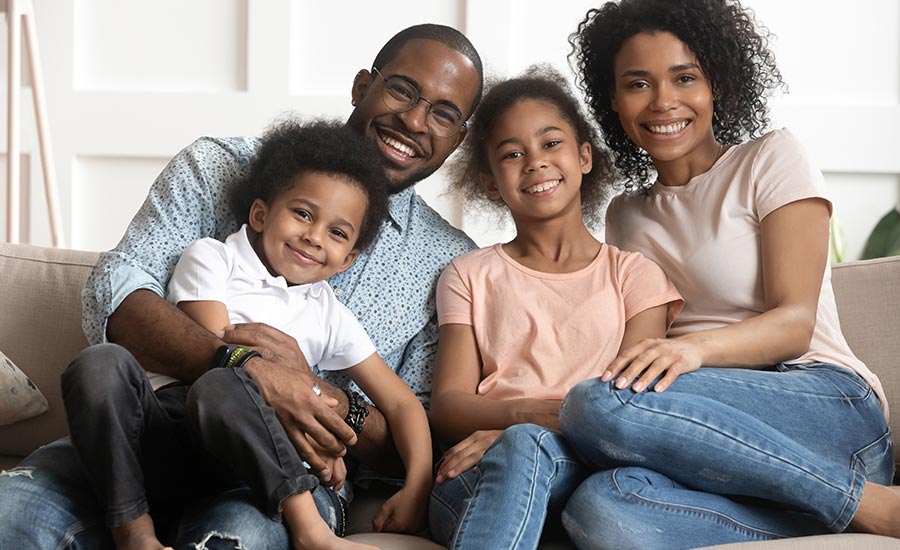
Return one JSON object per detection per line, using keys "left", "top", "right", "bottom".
{"left": 249, "top": 171, "right": 367, "bottom": 286}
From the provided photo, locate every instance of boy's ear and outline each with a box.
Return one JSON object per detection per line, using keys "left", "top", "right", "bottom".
{"left": 338, "top": 249, "right": 359, "bottom": 272}
{"left": 350, "top": 69, "right": 374, "bottom": 107}
{"left": 579, "top": 142, "right": 593, "bottom": 175}
{"left": 480, "top": 172, "right": 502, "bottom": 202}
{"left": 248, "top": 199, "right": 268, "bottom": 233}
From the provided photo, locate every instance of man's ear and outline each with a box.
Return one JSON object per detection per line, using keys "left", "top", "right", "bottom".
{"left": 579, "top": 142, "right": 593, "bottom": 175}
{"left": 480, "top": 172, "right": 502, "bottom": 202}
{"left": 248, "top": 199, "right": 268, "bottom": 233}
{"left": 338, "top": 249, "right": 359, "bottom": 272}
{"left": 351, "top": 69, "right": 374, "bottom": 107}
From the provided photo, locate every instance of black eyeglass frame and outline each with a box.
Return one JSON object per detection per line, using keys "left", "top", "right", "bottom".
{"left": 371, "top": 67, "right": 467, "bottom": 138}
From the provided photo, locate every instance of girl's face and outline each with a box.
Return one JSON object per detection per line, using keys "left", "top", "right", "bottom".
{"left": 249, "top": 172, "right": 365, "bottom": 286}
{"left": 611, "top": 31, "right": 717, "bottom": 168}
{"left": 481, "top": 99, "right": 592, "bottom": 223}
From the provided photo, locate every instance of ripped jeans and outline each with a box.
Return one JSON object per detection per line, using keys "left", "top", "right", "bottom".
{"left": 0, "top": 343, "right": 343, "bottom": 549}
{"left": 559, "top": 363, "right": 893, "bottom": 550}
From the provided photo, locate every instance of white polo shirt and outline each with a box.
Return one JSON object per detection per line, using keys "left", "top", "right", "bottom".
{"left": 158, "top": 225, "right": 375, "bottom": 388}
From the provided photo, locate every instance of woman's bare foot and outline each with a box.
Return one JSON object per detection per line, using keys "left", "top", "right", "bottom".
{"left": 110, "top": 513, "right": 173, "bottom": 550}
{"left": 850, "top": 482, "right": 900, "bottom": 538}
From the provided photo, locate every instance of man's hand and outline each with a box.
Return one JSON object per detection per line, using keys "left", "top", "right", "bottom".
{"left": 221, "top": 322, "right": 358, "bottom": 479}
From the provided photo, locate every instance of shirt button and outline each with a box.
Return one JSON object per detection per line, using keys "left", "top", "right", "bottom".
{"left": 334, "top": 288, "right": 343, "bottom": 296}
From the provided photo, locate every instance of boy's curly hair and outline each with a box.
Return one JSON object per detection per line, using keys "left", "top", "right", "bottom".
{"left": 447, "top": 65, "right": 616, "bottom": 227}
{"left": 569, "top": 0, "right": 785, "bottom": 190}
{"left": 231, "top": 119, "right": 389, "bottom": 252}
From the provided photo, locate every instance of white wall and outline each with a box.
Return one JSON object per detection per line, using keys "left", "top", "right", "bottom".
{"left": 1, "top": 0, "right": 897, "bottom": 261}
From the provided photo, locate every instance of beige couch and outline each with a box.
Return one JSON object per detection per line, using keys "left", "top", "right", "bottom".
{"left": 1, "top": 242, "right": 899, "bottom": 550}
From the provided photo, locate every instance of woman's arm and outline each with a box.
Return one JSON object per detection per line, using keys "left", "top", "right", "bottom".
{"left": 429, "top": 323, "right": 560, "bottom": 445}
{"left": 347, "top": 354, "right": 432, "bottom": 534}
{"left": 605, "top": 198, "right": 831, "bottom": 392}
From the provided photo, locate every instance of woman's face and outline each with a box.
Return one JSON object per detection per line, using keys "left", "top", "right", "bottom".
{"left": 610, "top": 31, "right": 717, "bottom": 168}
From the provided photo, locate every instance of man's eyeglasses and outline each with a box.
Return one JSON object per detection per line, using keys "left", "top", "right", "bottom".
{"left": 371, "top": 67, "right": 466, "bottom": 138}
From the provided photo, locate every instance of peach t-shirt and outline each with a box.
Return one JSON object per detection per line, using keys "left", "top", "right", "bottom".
{"left": 436, "top": 243, "right": 683, "bottom": 400}
{"left": 606, "top": 128, "right": 888, "bottom": 419}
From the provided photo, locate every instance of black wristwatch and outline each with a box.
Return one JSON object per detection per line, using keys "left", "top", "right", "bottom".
{"left": 343, "top": 389, "right": 369, "bottom": 434}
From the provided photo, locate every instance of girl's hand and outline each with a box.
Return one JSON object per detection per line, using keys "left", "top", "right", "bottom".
{"left": 601, "top": 337, "right": 703, "bottom": 393}
{"left": 434, "top": 429, "right": 503, "bottom": 484}
{"left": 372, "top": 486, "right": 428, "bottom": 534}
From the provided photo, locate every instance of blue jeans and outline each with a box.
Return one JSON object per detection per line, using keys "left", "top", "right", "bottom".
{"left": 559, "top": 363, "right": 893, "bottom": 550}
{"left": 429, "top": 424, "right": 586, "bottom": 550}
{"left": 0, "top": 344, "right": 343, "bottom": 549}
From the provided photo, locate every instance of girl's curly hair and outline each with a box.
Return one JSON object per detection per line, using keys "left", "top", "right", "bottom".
{"left": 569, "top": 0, "right": 785, "bottom": 190}
{"left": 447, "top": 65, "right": 616, "bottom": 227}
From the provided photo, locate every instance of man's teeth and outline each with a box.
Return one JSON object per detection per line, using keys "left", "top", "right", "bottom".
{"left": 526, "top": 180, "right": 560, "bottom": 194}
{"left": 647, "top": 120, "right": 689, "bottom": 135}
{"left": 380, "top": 134, "right": 417, "bottom": 157}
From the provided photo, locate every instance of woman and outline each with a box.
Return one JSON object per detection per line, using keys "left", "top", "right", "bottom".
{"left": 560, "top": 1, "right": 900, "bottom": 548}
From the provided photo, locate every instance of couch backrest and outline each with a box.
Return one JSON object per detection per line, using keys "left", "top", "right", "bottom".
{"left": 0, "top": 243, "right": 99, "bottom": 458}
{"left": 1, "top": 244, "right": 899, "bottom": 469}
{"left": 831, "top": 255, "right": 900, "bottom": 470}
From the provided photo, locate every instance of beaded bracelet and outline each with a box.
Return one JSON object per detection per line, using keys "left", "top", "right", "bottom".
{"left": 343, "top": 389, "right": 369, "bottom": 434}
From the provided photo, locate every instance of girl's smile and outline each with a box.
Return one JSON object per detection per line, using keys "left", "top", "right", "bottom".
{"left": 481, "top": 99, "right": 592, "bottom": 221}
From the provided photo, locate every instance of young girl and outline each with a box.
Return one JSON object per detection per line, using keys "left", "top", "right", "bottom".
{"left": 427, "top": 67, "right": 683, "bottom": 550}
{"left": 560, "top": 1, "right": 900, "bottom": 548}
{"left": 62, "top": 121, "right": 432, "bottom": 550}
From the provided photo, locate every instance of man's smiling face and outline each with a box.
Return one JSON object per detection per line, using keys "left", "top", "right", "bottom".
{"left": 346, "top": 38, "right": 479, "bottom": 194}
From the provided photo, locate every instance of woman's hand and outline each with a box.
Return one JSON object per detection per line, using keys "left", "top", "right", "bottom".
{"left": 434, "top": 429, "right": 503, "bottom": 484}
{"left": 602, "top": 337, "right": 704, "bottom": 393}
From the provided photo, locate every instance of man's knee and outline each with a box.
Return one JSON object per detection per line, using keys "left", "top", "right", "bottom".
{"left": 62, "top": 343, "right": 142, "bottom": 393}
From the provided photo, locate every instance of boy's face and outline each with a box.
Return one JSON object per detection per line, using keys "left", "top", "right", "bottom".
{"left": 249, "top": 171, "right": 367, "bottom": 286}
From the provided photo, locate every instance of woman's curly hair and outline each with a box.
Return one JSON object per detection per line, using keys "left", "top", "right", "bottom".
{"left": 569, "top": 0, "right": 785, "bottom": 190}
{"left": 447, "top": 65, "right": 616, "bottom": 227}
{"left": 231, "top": 119, "right": 389, "bottom": 252}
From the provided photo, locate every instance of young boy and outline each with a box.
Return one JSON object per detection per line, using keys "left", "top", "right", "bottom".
{"left": 63, "top": 121, "right": 433, "bottom": 550}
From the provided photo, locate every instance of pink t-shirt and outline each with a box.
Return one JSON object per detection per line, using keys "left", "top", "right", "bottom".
{"left": 436, "top": 243, "right": 683, "bottom": 400}
{"left": 606, "top": 128, "right": 887, "bottom": 419}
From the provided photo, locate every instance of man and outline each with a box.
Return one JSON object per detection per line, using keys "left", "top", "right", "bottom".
{"left": 0, "top": 24, "right": 482, "bottom": 548}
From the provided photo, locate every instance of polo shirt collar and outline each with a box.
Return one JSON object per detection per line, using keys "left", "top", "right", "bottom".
{"left": 230, "top": 225, "right": 325, "bottom": 299}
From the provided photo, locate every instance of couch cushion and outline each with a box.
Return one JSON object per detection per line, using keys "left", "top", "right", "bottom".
{"left": 831, "top": 256, "right": 900, "bottom": 470}
{"left": 0, "top": 243, "right": 98, "bottom": 457}
{"left": 0, "top": 348, "right": 49, "bottom": 425}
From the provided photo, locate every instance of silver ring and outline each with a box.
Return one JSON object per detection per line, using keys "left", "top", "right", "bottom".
{"left": 312, "top": 382, "right": 322, "bottom": 397}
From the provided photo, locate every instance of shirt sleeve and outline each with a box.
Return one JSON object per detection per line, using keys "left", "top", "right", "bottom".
{"left": 81, "top": 137, "right": 257, "bottom": 345}
{"left": 753, "top": 128, "right": 832, "bottom": 221}
{"left": 317, "top": 300, "right": 378, "bottom": 372}
{"left": 435, "top": 261, "right": 473, "bottom": 326}
{"left": 166, "top": 238, "right": 231, "bottom": 306}
{"left": 618, "top": 250, "right": 684, "bottom": 329}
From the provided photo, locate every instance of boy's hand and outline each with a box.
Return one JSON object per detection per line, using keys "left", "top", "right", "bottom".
{"left": 435, "top": 429, "right": 502, "bottom": 484}
{"left": 372, "top": 486, "right": 428, "bottom": 534}
{"left": 305, "top": 436, "right": 348, "bottom": 491}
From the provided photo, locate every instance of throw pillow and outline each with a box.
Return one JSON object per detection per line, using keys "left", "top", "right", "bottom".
{"left": 0, "top": 349, "right": 49, "bottom": 425}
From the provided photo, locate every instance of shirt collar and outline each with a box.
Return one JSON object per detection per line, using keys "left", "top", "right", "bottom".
{"left": 229, "top": 225, "right": 325, "bottom": 299}
{"left": 387, "top": 187, "right": 415, "bottom": 231}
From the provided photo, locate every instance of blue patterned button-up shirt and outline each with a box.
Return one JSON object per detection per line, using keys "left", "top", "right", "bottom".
{"left": 82, "top": 136, "right": 476, "bottom": 485}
